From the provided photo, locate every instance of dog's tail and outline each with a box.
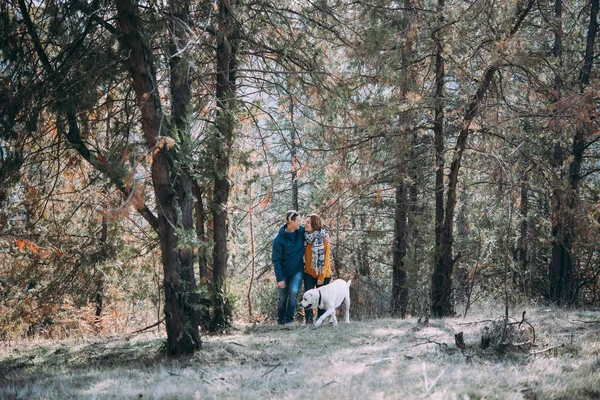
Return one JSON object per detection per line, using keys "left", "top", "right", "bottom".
{"left": 347, "top": 280, "right": 352, "bottom": 287}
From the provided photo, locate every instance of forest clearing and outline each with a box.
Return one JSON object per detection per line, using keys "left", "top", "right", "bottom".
{"left": 3, "top": 0, "right": 600, "bottom": 398}
{"left": 1, "top": 306, "right": 599, "bottom": 399}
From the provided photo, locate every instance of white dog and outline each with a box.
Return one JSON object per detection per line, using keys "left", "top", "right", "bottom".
{"left": 300, "top": 279, "right": 351, "bottom": 327}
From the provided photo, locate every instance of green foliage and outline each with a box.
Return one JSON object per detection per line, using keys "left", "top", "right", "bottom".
{"left": 198, "top": 282, "right": 237, "bottom": 333}
{"left": 248, "top": 280, "right": 278, "bottom": 322}
{"left": 3, "top": 0, "right": 600, "bottom": 342}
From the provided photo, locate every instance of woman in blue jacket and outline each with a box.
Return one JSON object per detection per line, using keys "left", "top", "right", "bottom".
{"left": 272, "top": 210, "right": 305, "bottom": 326}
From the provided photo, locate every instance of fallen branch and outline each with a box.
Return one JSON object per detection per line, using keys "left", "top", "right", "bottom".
{"left": 510, "top": 341, "right": 535, "bottom": 347}
{"left": 366, "top": 357, "right": 393, "bottom": 366}
{"left": 530, "top": 344, "right": 564, "bottom": 356}
{"left": 261, "top": 362, "right": 281, "bottom": 377}
{"left": 419, "top": 362, "right": 445, "bottom": 395}
{"left": 508, "top": 311, "right": 536, "bottom": 345}
{"left": 260, "top": 360, "right": 280, "bottom": 367}
{"left": 413, "top": 337, "right": 450, "bottom": 351}
{"left": 126, "top": 318, "right": 165, "bottom": 336}
{"left": 455, "top": 319, "right": 497, "bottom": 326}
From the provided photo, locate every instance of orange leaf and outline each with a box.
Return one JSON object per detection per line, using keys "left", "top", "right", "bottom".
{"left": 259, "top": 194, "right": 271, "bottom": 209}
{"left": 16, "top": 239, "right": 26, "bottom": 251}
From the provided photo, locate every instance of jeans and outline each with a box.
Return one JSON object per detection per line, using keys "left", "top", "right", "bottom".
{"left": 277, "top": 270, "right": 303, "bottom": 324}
{"left": 303, "top": 273, "right": 331, "bottom": 324}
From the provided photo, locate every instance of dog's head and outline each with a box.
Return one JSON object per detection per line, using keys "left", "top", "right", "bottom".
{"left": 300, "top": 288, "right": 319, "bottom": 308}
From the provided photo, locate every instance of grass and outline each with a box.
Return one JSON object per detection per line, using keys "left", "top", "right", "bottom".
{"left": 1, "top": 306, "right": 599, "bottom": 399}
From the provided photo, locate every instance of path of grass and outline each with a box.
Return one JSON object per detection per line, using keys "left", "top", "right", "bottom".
{"left": 1, "top": 307, "right": 599, "bottom": 399}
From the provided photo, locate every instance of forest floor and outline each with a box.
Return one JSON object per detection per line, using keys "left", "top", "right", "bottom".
{"left": 0, "top": 305, "right": 599, "bottom": 399}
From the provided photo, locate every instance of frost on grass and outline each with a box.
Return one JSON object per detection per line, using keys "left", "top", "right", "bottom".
{"left": 1, "top": 307, "right": 599, "bottom": 399}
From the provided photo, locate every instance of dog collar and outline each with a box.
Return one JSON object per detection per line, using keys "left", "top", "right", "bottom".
{"left": 317, "top": 289, "right": 322, "bottom": 308}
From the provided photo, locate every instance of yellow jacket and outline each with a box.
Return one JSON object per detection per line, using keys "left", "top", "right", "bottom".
{"left": 304, "top": 241, "right": 331, "bottom": 281}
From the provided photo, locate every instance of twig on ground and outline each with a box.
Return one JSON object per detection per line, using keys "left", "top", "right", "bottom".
{"left": 530, "top": 344, "right": 564, "bottom": 356}
{"left": 510, "top": 341, "right": 535, "bottom": 347}
{"left": 513, "top": 311, "right": 536, "bottom": 345}
{"left": 413, "top": 337, "right": 450, "bottom": 351}
{"left": 572, "top": 319, "right": 600, "bottom": 324}
{"left": 260, "top": 359, "right": 280, "bottom": 367}
{"left": 126, "top": 319, "right": 165, "bottom": 336}
{"left": 455, "top": 319, "right": 496, "bottom": 326}
{"left": 366, "top": 357, "right": 393, "bottom": 366}
{"left": 324, "top": 379, "right": 338, "bottom": 387}
{"left": 419, "top": 362, "right": 445, "bottom": 395}
{"left": 261, "top": 362, "right": 281, "bottom": 377}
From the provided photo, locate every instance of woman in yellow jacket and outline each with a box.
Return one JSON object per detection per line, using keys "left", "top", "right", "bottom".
{"left": 303, "top": 213, "right": 331, "bottom": 324}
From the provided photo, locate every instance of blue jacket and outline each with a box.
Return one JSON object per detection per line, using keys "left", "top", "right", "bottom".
{"left": 272, "top": 225, "right": 305, "bottom": 282}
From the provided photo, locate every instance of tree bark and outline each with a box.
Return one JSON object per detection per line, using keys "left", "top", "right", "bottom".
{"left": 94, "top": 214, "right": 108, "bottom": 329}
{"left": 358, "top": 214, "right": 370, "bottom": 277}
{"left": 212, "top": 0, "right": 239, "bottom": 285}
{"left": 115, "top": 0, "right": 200, "bottom": 354}
{"left": 516, "top": 170, "right": 529, "bottom": 294}
{"left": 549, "top": 0, "right": 598, "bottom": 305}
{"left": 200, "top": 0, "right": 240, "bottom": 332}
{"left": 390, "top": 0, "right": 415, "bottom": 318}
{"left": 431, "top": 0, "right": 534, "bottom": 317}
{"left": 290, "top": 99, "right": 299, "bottom": 212}
{"left": 433, "top": 0, "right": 445, "bottom": 253}
{"left": 193, "top": 183, "right": 209, "bottom": 283}
{"left": 391, "top": 174, "right": 409, "bottom": 317}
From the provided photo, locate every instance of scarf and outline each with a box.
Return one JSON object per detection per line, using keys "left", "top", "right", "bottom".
{"left": 305, "top": 229, "right": 326, "bottom": 276}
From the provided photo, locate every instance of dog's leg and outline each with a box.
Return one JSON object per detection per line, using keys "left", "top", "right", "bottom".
{"left": 315, "top": 308, "right": 335, "bottom": 327}
{"left": 344, "top": 294, "right": 350, "bottom": 324}
{"left": 330, "top": 311, "right": 338, "bottom": 326}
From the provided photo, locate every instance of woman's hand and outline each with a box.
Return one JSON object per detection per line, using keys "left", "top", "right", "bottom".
{"left": 317, "top": 280, "right": 323, "bottom": 285}
{"left": 277, "top": 281, "right": 286, "bottom": 289}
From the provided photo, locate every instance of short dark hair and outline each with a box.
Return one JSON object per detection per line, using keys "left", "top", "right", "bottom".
{"left": 285, "top": 210, "right": 299, "bottom": 224}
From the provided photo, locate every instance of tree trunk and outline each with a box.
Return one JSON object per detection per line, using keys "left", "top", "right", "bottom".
{"left": 115, "top": 0, "right": 200, "bottom": 354}
{"left": 430, "top": 0, "right": 451, "bottom": 317}
{"left": 390, "top": 0, "right": 415, "bottom": 318}
{"left": 391, "top": 174, "right": 409, "bottom": 317}
{"left": 431, "top": 0, "right": 534, "bottom": 317}
{"left": 193, "top": 183, "right": 209, "bottom": 283}
{"left": 358, "top": 214, "right": 370, "bottom": 277}
{"left": 94, "top": 214, "right": 108, "bottom": 329}
{"left": 212, "top": 0, "right": 239, "bottom": 285}
{"left": 247, "top": 192, "right": 255, "bottom": 319}
{"left": 549, "top": 0, "right": 598, "bottom": 305}
{"left": 169, "top": 0, "right": 201, "bottom": 343}
{"left": 202, "top": 0, "right": 240, "bottom": 332}
{"left": 290, "top": 100, "right": 299, "bottom": 212}
{"left": 433, "top": 0, "right": 445, "bottom": 253}
{"left": 516, "top": 170, "right": 529, "bottom": 295}
{"left": 432, "top": 67, "right": 498, "bottom": 317}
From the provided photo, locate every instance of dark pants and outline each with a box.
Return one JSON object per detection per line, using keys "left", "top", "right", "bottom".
{"left": 277, "top": 270, "right": 303, "bottom": 325}
{"left": 303, "top": 273, "right": 331, "bottom": 324}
